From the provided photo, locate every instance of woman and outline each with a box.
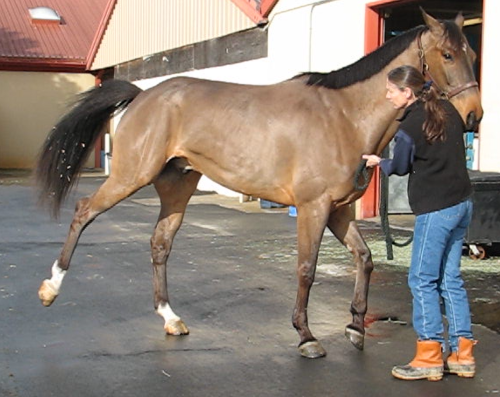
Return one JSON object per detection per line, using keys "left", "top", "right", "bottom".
{"left": 363, "top": 65, "right": 477, "bottom": 381}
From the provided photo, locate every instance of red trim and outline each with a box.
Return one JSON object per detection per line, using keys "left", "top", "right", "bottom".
{"left": 367, "top": 0, "right": 416, "bottom": 8}
{"left": 94, "top": 134, "right": 103, "bottom": 168}
{"left": 0, "top": 59, "right": 86, "bottom": 73}
{"left": 86, "top": 0, "right": 118, "bottom": 70}
{"left": 364, "top": 7, "right": 382, "bottom": 54}
{"left": 94, "top": 72, "right": 105, "bottom": 168}
{"left": 365, "top": 0, "right": 418, "bottom": 53}
{"left": 230, "top": 0, "right": 268, "bottom": 24}
{"left": 360, "top": 0, "right": 419, "bottom": 218}
{"left": 260, "top": 0, "right": 279, "bottom": 17}
{"left": 359, "top": 3, "right": 385, "bottom": 218}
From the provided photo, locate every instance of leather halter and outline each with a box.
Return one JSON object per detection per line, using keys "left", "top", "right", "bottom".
{"left": 417, "top": 30, "right": 478, "bottom": 99}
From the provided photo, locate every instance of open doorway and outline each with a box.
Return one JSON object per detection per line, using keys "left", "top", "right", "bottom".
{"left": 383, "top": 1, "right": 483, "bottom": 81}
{"left": 380, "top": 0, "right": 483, "bottom": 213}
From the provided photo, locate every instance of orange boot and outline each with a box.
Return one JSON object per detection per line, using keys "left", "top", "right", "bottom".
{"left": 445, "top": 337, "right": 477, "bottom": 378}
{"left": 392, "top": 340, "right": 444, "bottom": 381}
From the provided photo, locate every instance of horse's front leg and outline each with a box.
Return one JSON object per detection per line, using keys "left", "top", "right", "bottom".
{"left": 293, "top": 200, "right": 331, "bottom": 358}
{"left": 327, "top": 205, "right": 374, "bottom": 351}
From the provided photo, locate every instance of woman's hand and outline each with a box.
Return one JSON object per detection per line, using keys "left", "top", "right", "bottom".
{"left": 362, "top": 154, "right": 382, "bottom": 168}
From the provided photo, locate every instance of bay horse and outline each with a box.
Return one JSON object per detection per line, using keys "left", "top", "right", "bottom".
{"left": 35, "top": 10, "right": 482, "bottom": 359}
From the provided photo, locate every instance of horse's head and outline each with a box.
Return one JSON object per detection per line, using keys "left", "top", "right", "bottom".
{"left": 420, "top": 9, "right": 483, "bottom": 131}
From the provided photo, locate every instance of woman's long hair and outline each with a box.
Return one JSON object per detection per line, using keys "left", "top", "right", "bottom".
{"left": 388, "top": 65, "right": 446, "bottom": 143}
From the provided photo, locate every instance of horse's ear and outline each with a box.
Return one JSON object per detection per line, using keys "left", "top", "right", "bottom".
{"left": 420, "top": 7, "right": 443, "bottom": 35}
{"left": 455, "top": 12, "right": 464, "bottom": 29}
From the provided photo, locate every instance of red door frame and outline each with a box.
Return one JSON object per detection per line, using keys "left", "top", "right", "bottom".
{"left": 360, "top": 0, "right": 418, "bottom": 218}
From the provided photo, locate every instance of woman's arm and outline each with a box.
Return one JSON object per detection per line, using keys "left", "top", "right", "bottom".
{"left": 362, "top": 130, "right": 415, "bottom": 176}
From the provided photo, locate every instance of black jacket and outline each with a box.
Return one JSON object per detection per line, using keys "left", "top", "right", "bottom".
{"left": 379, "top": 100, "right": 472, "bottom": 215}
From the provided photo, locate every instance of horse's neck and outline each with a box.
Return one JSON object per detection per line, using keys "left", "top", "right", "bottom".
{"left": 346, "top": 44, "right": 421, "bottom": 155}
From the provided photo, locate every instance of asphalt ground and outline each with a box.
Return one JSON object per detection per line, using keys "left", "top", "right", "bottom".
{"left": 1, "top": 172, "right": 499, "bottom": 397}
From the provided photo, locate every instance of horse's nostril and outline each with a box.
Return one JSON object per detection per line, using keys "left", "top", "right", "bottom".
{"left": 466, "top": 112, "right": 478, "bottom": 132}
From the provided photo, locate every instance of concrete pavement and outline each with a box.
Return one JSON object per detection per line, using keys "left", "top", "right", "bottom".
{"left": 1, "top": 175, "right": 499, "bottom": 397}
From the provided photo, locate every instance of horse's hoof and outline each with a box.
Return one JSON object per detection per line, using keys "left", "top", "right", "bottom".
{"left": 345, "top": 326, "right": 364, "bottom": 350}
{"left": 38, "top": 280, "right": 58, "bottom": 307}
{"left": 165, "top": 319, "right": 190, "bottom": 336}
{"left": 298, "top": 341, "right": 327, "bottom": 359}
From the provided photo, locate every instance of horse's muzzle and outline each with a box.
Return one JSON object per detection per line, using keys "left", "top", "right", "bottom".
{"left": 466, "top": 111, "right": 481, "bottom": 132}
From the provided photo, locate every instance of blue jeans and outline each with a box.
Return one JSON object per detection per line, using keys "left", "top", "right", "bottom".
{"left": 409, "top": 198, "right": 473, "bottom": 352}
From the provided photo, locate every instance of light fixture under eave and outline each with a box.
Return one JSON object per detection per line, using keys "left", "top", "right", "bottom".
{"left": 29, "top": 6, "right": 61, "bottom": 24}
{"left": 464, "top": 17, "right": 483, "bottom": 27}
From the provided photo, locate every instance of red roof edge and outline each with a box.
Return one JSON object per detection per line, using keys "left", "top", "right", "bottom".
{"left": 260, "top": 0, "right": 279, "bottom": 17}
{"left": 229, "top": 0, "right": 268, "bottom": 25}
{"left": 86, "top": 0, "right": 118, "bottom": 70}
{"left": 0, "top": 58, "right": 87, "bottom": 73}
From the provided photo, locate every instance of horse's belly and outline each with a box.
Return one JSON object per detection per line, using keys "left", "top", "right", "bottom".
{"left": 186, "top": 154, "right": 293, "bottom": 204}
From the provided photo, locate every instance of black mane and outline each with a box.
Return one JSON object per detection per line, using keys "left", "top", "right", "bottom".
{"left": 297, "top": 25, "right": 428, "bottom": 89}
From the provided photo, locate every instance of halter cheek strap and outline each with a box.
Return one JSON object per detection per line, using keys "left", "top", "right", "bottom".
{"left": 446, "top": 81, "right": 479, "bottom": 98}
{"left": 417, "top": 30, "right": 478, "bottom": 99}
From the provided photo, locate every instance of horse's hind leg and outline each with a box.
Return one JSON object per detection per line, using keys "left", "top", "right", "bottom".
{"left": 151, "top": 167, "right": 201, "bottom": 335}
{"left": 38, "top": 175, "right": 150, "bottom": 306}
{"left": 327, "top": 205, "right": 374, "bottom": 351}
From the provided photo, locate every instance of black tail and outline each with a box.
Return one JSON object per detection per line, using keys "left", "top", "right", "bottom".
{"left": 35, "top": 80, "right": 143, "bottom": 217}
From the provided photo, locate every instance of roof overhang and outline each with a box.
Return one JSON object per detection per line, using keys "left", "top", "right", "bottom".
{"left": 86, "top": 0, "right": 118, "bottom": 70}
{"left": 230, "top": 0, "right": 279, "bottom": 24}
{"left": 0, "top": 58, "right": 87, "bottom": 73}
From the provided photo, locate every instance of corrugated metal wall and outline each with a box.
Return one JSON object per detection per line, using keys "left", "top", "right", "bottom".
{"left": 91, "top": 0, "right": 255, "bottom": 70}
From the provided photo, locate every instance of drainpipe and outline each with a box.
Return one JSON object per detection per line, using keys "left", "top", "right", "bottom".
{"left": 308, "top": 0, "right": 337, "bottom": 71}
{"left": 264, "top": 0, "right": 337, "bottom": 72}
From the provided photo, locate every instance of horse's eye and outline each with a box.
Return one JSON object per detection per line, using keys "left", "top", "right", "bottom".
{"left": 443, "top": 52, "right": 453, "bottom": 61}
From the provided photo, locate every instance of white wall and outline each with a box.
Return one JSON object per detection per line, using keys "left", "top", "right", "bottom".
{"left": 266, "top": 0, "right": 367, "bottom": 79}
{"left": 267, "top": 4, "right": 313, "bottom": 79}
{"left": 134, "top": 57, "right": 275, "bottom": 90}
{"left": 477, "top": 0, "right": 500, "bottom": 171}
{"left": 310, "top": 1, "right": 366, "bottom": 71}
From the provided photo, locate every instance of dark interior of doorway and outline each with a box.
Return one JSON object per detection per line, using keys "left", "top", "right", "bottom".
{"left": 382, "top": 0, "right": 483, "bottom": 80}
{"left": 380, "top": 0, "right": 483, "bottom": 214}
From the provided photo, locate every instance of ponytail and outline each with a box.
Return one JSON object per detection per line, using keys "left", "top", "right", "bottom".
{"left": 420, "top": 83, "right": 447, "bottom": 143}
{"left": 387, "top": 65, "right": 447, "bottom": 143}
